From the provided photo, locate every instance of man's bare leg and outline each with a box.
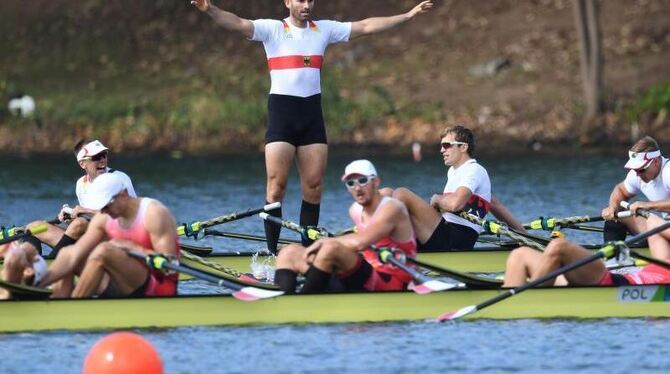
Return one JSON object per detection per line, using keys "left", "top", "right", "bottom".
{"left": 646, "top": 215, "right": 670, "bottom": 261}
{"left": 296, "top": 144, "right": 327, "bottom": 244}
{"left": 264, "top": 142, "right": 296, "bottom": 253}
{"left": 392, "top": 187, "right": 442, "bottom": 244}
{"left": 72, "top": 243, "right": 147, "bottom": 298}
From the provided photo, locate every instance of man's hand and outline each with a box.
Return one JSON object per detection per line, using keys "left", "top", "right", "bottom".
{"left": 190, "top": 0, "right": 210, "bottom": 12}
{"left": 601, "top": 205, "right": 619, "bottom": 221}
{"left": 407, "top": 1, "right": 434, "bottom": 18}
{"left": 58, "top": 205, "right": 73, "bottom": 223}
{"left": 429, "top": 193, "right": 443, "bottom": 211}
{"left": 629, "top": 201, "right": 651, "bottom": 217}
{"left": 304, "top": 239, "right": 328, "bottom": 264}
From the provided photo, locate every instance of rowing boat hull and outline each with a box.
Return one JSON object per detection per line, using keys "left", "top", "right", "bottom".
{"left": 1, "top": 285, "right": 667, "bottom": 333}
{"left": 180, "top": 247, "right": 653, "bottom": 276}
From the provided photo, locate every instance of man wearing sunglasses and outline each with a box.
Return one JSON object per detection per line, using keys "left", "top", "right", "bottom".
{"left": 274, "top": 159, "right": 417, "bottom": 293}
{"left": 602, "top": 136, "right": 670, "bottom": 261}
{"left": 386, "top": 125, "right": 522, "bottom": 251}
{"left": 21, "top": 140, "right": 136, "bottom": 261}
{"left": 38, "top": 172, "right": 179, "bottom": 298}
{"left": 189, "top": 0, "right": 434, "bottom": 254}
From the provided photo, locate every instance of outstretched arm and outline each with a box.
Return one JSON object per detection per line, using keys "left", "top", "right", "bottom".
{"left": 190, "top": 0, "right": 254, "bottom": 39}
{"left": 350, "top": 0, "right": 433, "bottom": 39}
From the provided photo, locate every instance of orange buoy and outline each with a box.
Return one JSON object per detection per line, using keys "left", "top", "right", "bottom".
{"left": 83, "top": 332, "right": 163, "bottom": 374}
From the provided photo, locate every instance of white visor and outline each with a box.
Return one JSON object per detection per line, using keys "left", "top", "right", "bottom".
{"left": 624, "top": 150, "right": 661, "bottom": 169}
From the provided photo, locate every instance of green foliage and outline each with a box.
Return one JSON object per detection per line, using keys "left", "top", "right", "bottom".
{"left": 626, "top": 82, "right": 670, "bottom": 123}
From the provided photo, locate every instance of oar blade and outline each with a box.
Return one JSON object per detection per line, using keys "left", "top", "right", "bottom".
{"left": 409, "top": 279, "right": 456, "bottom": 294}
{"left": 232, "top": 286, "right": 284, "bottom": 301}
{"left": 437, "top": 305, "right": 477, "bottom": 321}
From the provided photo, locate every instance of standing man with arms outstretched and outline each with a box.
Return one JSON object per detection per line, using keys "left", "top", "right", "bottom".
{"left": 189, "top": 0, "right": 434, "bottom": 253}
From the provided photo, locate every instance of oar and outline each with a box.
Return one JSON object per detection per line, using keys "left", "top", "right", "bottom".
{"left": 177, "top": 202, "right": 281, "bottom": 238}
{"left": 0, "top": 225, "right": 48, "bottom": 246}
{"left": 372, "top": 246, "right": 456, "bottom": 294}
{"left": 178, "top": 243, "right": 213, "bottom": 256}
{"left": 258, "top": 213, "right": 333, "bottom": 242}
{"left": 619, "top": 201, "right": 651, "bottom": 218}
{"left": 0, "top": 279, "right": 52, "bottom": 300}
{"left": 460, "top": 212, "right": 548, "bottom": 251}
{"left": 523, "top": 215, "right": 604, "bottom": 231}
{"left": 438, "top": 220, "right": 670, "bottom": 321}
{"left": 204, "top": 229, "right": 300, "bottom": 245}
{"left": 127, "top": 251, "right": 283, "bottom": 301}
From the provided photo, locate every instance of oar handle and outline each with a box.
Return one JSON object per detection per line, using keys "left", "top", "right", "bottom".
{"left": 619, "top": 201, "right": 650, "bottom": 218}
{"left": 0, "top": 224, "right": 47, "bottom": 246}
{"left": 178, "top": 202, "right": 281, "bottom": 237}
{"left": 259, "top": 213, "right": 332, "bottom": 241}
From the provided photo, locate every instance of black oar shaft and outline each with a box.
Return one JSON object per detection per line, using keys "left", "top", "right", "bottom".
{"left": 127, "top": 251, "right": 243, "bottom": 291}
{"left": 178, "top": 202, "right": 281, "bottom": 236}
{"left": 204, "top": 229, "right": 300, "bottom": 245}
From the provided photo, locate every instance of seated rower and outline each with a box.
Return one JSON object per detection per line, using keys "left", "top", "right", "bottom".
{"left": 384, "top": 125, "right": 524, "bottom": 252}
{"left": 503, "top": 238, "right": 670, "bottom": 288}
{"left": 274, "top": 159, "right": 417, "bottom": 293}
{"left": 0, "top": 241, "right": 47, "bottom": 299}
{"left": 38, "top": 172, "right": 179, "bottom": 298}
{"left": 23, "top": 139, "right": 137, "bottom": 258}
{"left": 601, "top": 136, "right": 670, "bottom": 261}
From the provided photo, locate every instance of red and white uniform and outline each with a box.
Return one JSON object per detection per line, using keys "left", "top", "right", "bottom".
{"left": 442, "top": 159, "right": 491, "bottom": 232}
{"left": 599, "top": 264, "right": 670, "bottom": 286}
{"left": 105, "top": 198, "right": 179, "bottom": 296}
{"left": 348, "top": 197, "right": 417, "bottom": 290}
{"left": 76, "top": 168, "right": 136, "bottom": 208}
{"left": 251, "top": 19, "right": 351, "bottom": 97}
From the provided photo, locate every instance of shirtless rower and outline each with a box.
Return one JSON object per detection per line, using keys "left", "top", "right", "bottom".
{"left": 503, "top": 238, "right": 670, "bottom": 288}
{"left": 190, "top": 0, "right": 434, "bottom": 253}
{"left": 22, "top": 139, "right": 136, "bottom": 257}
{"left": 274, "top": 159, "right": 417, "bottom": 293}
{"left": 38, "top": 172, "right": 179, "bottom": 298}
{"left": 385, "top": 125, "right": 524, "bottom": 252}
{"left": 601, "top": 136, "right": 670, "bottom": 261}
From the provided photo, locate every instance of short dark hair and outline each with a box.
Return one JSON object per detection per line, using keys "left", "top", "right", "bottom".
{"left": 440, "top": 125, "right": 475, "bottom": 156}
{"left": 630, "top": 136, "right": 660, "bottom": 153}
{"left": 73, "top": 139, "right": 90, "bottom": 157}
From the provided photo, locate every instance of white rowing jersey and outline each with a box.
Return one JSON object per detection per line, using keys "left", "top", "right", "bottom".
{"left": 75, "top": 168, "right": 137, "bottom": 208}
{"left": 623, "top": 157, "right": 670, "bottom": 202}
{"left": 442, "top": 159, "right": 492, "bottom": 233}
{"left": 251, "top": 18, "right": 351, "bottom": 97}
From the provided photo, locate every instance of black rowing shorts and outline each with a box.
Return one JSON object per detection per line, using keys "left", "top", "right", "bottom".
{"left": 419, "top": 218, "right": 479, "bottom": 252}
{"left": 266, "top": 93, "right": 327, "bottom": 146}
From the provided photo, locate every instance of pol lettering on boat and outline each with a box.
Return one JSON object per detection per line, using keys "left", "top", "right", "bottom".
{"left": 617, "top": 286, "right": 667, "bottom": 303}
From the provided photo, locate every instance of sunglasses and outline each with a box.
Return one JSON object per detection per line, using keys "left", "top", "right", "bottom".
{"left": 440, "top": 141, "right": 467, "bottom": 149}
{"left": 344, "top": 176, "right": 375, "bottom": 189}
{"left": 634, "top": 160, "right": 653, "bottom": 174}
{"left": 86, "top": 152, "right": 108, "bottom": 162}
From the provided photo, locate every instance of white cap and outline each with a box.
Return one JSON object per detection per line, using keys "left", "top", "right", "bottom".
{"left": 83, "top": 172, "right": 127, "bottom": 210}
{"left": 341, "top": 159, "right": 378, "bottom": 181}
{"left": 624, "top": 150, "right": 661, "bottom": 169}
{"left": 76, "top": 140, "right": 109, "bottom": 161}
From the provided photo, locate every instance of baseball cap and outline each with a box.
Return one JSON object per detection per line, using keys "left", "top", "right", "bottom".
{"left": 76, "top": 140, "right": 109, "bottom": 161}
{"left": 83, "top": 172, "right": 127, "bottom": 210}
{"left": 341, "top": 159, "right": 378, "bottom": 181}
{"left": 624, "top": 150, "right": 661, "bottom": 169}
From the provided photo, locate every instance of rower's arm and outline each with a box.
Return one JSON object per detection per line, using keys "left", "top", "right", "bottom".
{"left": 38, "top": 214, "right": 108, "bottom": 288}
{"left": 433, "top": 186, "right": 472, "bottom": 212}
{"left": 145, "top": 203, "right": 179, "bottom": 257}
{"left": 339, "top": 204, "right": 401, "bottom": 251}
{"left": 603, "top": 182, "right": 634, "bottom": 220}
{"left": 489, "top": 196, "right": 526, "bottom": 232}
{"left": 191, "top": 0, "right": 254, "bottom": 39}
{"left": 350, "top": 0, "right": 433, "bottom": 39}
{"left": 632, "top": 199, "right": 670, "bottom": 214}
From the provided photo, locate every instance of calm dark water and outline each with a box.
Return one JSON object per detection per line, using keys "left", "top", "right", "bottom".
{"left": 1, "top": 152, "right": 667, "bottom": 373}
